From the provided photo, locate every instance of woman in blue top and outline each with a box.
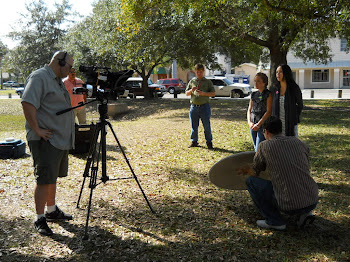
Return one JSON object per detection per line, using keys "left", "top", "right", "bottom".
{"left": 247, "top": 72, "right": 272, "bottom": 151}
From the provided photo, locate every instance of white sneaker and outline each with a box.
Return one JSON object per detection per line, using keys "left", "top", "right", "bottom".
{"left": 256, "top": 220, "right": 286, "bottom": 230}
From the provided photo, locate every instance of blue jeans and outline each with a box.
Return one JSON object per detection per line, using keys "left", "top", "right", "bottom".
{"left": 189, "top": 103, "right": 212, "bottom": 144}
{"left": 250, "top": 127, "right": 265, "bottom": 152}
{"left": 246, "top": 176, "right": 317, "bottom": 226}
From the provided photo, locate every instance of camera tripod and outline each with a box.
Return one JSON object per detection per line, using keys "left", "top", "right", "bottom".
{"left": 75, "top": 99, "right": 155, "bottom": 239}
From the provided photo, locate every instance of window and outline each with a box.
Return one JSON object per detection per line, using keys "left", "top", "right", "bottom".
{"left": 340, "top": 39, "right": 348, "bottom": 52}
{"left": 312, "top": 70, "right": 329, "bottom": 82}
{"left": 343, "top": 70, "right": 350, "bottom": 86}
{"left": 211, "top": 80, "right": 226, "bottom": 86}
{"left": 132, "top": 81, "right": 141, "bottom": 87}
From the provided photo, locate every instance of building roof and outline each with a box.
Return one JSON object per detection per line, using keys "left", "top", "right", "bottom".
{"left": 289, "top": 61, "right": 350, "bottom": 69}
{"left": 237, "top": 63, "right": 257, "bottom": 68}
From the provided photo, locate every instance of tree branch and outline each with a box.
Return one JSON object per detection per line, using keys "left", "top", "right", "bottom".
{"left": 263, "top": 0, "right": 338, "bottom": 19}
{"left": 242, "top": 33, "right": 271, "bottom": 49}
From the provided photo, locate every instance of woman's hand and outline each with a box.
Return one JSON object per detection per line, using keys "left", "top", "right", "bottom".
{"left": 252, "top": 123, "right": 260, "bottom": 131}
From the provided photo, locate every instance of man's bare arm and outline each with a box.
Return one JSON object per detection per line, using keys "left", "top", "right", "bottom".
{"left": 22, "top": 102, "right": 53, "bottom": 141}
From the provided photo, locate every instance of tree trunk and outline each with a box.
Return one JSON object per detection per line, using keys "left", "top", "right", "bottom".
{"left": 269, "top": 46, "right": 288, "bottom": 89}
{"left": 139, "top": 70, "right": 153, "bottom": 99}
{"left": 142, "top": 78, "right": 153, "bottom": 99}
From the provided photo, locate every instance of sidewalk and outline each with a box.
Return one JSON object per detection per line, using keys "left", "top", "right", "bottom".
{"left": 1, "top": 89, "right": 350, "bottom": 100}
{"left": 301, "top": 88, "right": 350, "bottom": 99}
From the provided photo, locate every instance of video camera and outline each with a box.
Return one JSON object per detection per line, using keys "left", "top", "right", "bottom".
{"left": 76, "top": 65, "right": 133, "bottom": 100}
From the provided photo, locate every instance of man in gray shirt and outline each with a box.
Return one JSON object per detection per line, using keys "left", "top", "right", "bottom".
{"left": 22, "top": 51, "right": 75, "bottom": 236}
{"left": 246, "top": 116, "right": 318, "bottom": 230}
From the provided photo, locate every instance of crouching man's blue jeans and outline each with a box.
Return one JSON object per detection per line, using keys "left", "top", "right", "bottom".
{"left": 189, "top": 103, "right": 212, "bottom": 144}
{"left": 246, "top": 176, "right": 317, "bottom": 226}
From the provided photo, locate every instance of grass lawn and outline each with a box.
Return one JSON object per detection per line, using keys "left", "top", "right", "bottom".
{"left": 0, "top": 88, "right": 17, "bottom": 96}
{"left": 0, "top": 98, "right": 349, "bottom": 261}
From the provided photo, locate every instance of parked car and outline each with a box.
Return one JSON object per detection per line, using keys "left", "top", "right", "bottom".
{"left": 206, "top": 76, "right": 251, "bottom": 98}
{"left": 156, "top": 78, "right": 186, "bottom": 94}
{"left": 121, "top": 77, "right": 167, "bottom": 98}
{"left": 15, "top": 87, "right": 25, "bottom": 98}
{"left": 3, "top": 81, "right": 20, "bottom": 87}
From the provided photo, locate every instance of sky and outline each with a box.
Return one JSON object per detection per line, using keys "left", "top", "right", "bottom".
{"left": 0, "top": 0, "right": 95, "bottom": 49}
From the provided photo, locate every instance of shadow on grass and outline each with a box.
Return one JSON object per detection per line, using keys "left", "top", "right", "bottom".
{"left": 302, "top": 103, "right": 350, "bottom": 128}
{"left": 70, "top": 143, "right": 126, "bottom": 162}
{"left": 317, "top": 182, "right": 350, "bottom": 194}
{"left": 1, "top": 189, "right": 349, "bottom": 262}
{"left": 1, "top": 100, "right": 350, "bottom": 261}
{"left": 302, "top": 133, "right": 350, "bottom": 171}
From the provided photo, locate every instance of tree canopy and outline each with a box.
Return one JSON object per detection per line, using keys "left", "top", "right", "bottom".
{"left": 163, "top": 0, "right": 350, "bottom": 85}
{"left": 65, "top": 0, "right": 214, "bottom": 98}
{"left": 4, "top": 0, "right": 71, "bottom": 78}
{"left": 4, "top": 0, "right": 350, "bottom": 88}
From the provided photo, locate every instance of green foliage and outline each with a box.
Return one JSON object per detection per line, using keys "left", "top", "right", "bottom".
{"left": 168, "top": 0, "right": 348, "bottom": 84}
{"left": 3, "top": 0, "right": 71, "bottom": 79}
{"left": 0, "top": 40, "right": 8, "bottom": 58}
{"left": 66, "top": 0, "right": 179, "bottom": 98}
{"left": 66, "top": 0, "right": 350, "bottom": 89}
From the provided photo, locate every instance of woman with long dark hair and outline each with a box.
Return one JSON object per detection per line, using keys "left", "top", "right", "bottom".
{"left": 273, "top": 64, "right": 303, "bottom": 136}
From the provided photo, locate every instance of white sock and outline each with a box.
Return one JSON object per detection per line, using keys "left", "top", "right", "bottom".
{"left": 36, "top": 214, "right": 45, "bottom": 221}
{"left": 47, "top": 205, "right": 57, "bottom": 213}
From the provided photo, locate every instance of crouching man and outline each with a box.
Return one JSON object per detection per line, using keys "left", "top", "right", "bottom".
{"left": 246, "top": 116, "right": 318, "bottom": 230}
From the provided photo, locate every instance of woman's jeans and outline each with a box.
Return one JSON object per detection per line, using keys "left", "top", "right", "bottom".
{"left": 246, "top": 176, "right": 317, "bottom": 226}
{"left": 250, "top": 127, "right": 265, "bottom": 152}
{"left": 189, "top": 103, "right": 212, "bottom": 144}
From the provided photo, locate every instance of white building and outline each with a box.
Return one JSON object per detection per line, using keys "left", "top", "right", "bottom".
{"left": 212, "top": 38, "right": 350, "bottom": 89}
{"left": 287, "top": 38, "right": 350, "bottom": 89}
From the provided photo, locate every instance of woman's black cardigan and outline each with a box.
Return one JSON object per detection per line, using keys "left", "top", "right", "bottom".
{"left": 271, "top": 83, "right": 303, "bottom": 136}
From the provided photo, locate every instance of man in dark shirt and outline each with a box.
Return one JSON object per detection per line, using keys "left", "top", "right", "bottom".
{"left": 246, "top": 116, "right": 318, "bottom": 230}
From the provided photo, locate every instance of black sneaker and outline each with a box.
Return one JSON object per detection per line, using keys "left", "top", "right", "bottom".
{"left": 189, "top": 141, "right": 199, "bottom": 148}
{"left": 45, "top": 206, "right": 73, "bottom": 221}
{"left": 34, "top": 217, "right": 53, "bottom": 236}
{"left": 207, "top": 142, "right": 213, "bottom": 150}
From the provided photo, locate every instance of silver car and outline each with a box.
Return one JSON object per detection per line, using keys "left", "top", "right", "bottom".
{"left": 206, "top": 76, "right": 251, "bottom": 98}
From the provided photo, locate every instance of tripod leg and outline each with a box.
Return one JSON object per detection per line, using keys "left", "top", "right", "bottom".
{"left": 83, "top": 165, "right": 98, "bottom": 240}
{"left": 100, "top": 124, "right": 109, "bottom": 183}
{"left": 106, "top": 122, "right": 155, "bottom": 214}
{"left": 83, "top": 124, "right": 103, "bottom": 239}
{"left": 77, "top": 124, "right": 101, "bottom": 208}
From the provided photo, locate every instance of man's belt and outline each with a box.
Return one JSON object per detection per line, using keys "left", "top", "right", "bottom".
{"left": 191, "top": 103, "right": 208, "bottom": 107}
